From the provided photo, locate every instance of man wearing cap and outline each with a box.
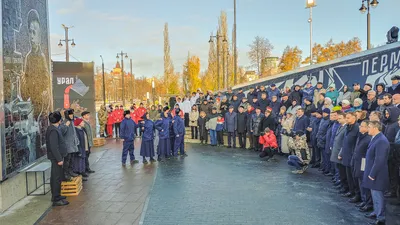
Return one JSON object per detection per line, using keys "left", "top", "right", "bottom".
{"left": 326, "top": 86, "right": 339, "bottom": 105}
{"left": 257, "top": 86, "right": 267, "bottom": 100}
{"left": 302, "top": 81, "right": 315, "bottom": 103}
{"left": 82, "top": 111, "right": 95, "bottom": 173}
{"left": 376, "top": 83, "right": 387, "bottom": 98}
{"left": 258, "top": 92, "right": 270, "bottom": 114}
{"left": 236, "top": 88, "right": 245, "bottom": 102}
{"left": 289, "top": 85, "right": 303, "bottom": 105}
{"left": 261, "top": 107, "right": 276, "bottom": 131}
{"left": 303, "top": 97, "right": 316, "bottom": 117}
{"left": 247, "top": 87, "right": 257, "bottom": 102}
{"left": 280, "top": 93, "right": 291, "bottom": 110}
{"left": 251, "top": 107, "right": 264, "bottom": 151}
{"left": 225, "top": 87, "right": 234, "bottom": 102}
{"left": 292, "top": 108, "right": 310, "bottom": 135}
{"left": 388, "top": 74, "right": 400, "bottom": 95}
{"left": 267, "top": 84, "right": 280, "bottom": 101}
{"left": 46, "top": 111, "right": 69, "bottom": 206}
{"left": 120, "top": 110, "right": 139, "bottom": 166}
{"left": 361, "top": 83, "right": 373, "bottom": 101}
{"left": 230, "top": 95, "right": 241, "bottom": 112}
{"left": 225, "top": 105, "right": 237, "bottom": 148}
{"left": 200, "top": 98, "right": 212, "bottom": 115}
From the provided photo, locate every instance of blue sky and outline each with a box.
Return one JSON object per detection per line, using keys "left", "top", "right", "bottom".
{"left": 49, "top": 0, "right": 400, "bottom": 77}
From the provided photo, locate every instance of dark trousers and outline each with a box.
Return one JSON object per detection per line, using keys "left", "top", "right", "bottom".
{"left": 311, "top": 139, "right": 321, "bottom": 165}
{"left": 114, "top": 123, "right": 121, "bottom": 138}
{"left": 122, "top": 141, "right": 135, "bottom": 163}
{"left": 217, "top": 131, "right": 224, "bottom": 145}
{"left": 346, "top": 166, "right": 355, "bottom": 194}
{"left": 200, "top": 130, "right": 208, "bottom": 143}
{"left": 388, "top": 148, "right": 400, "bottom": 194}
{"left": 238, "top": 132, "right": 246, "bottom": 148}
{"left": 248, "top": 133, "right": 254, "bottom": 149}
{"left": 358, "top": 177, "right": 373, "bottom": 206}
{"left": 338, "top": 163, "right": 348, "bottom": 190}
{"left": 50, "top": 159, "right": 63, "bottom": 202}
{"left": 173, "top": 135, "right": 185, "bottom": 156}
{"left": 253, "top": 135, "right": 260, "bottom": 151}
{"left": 184, "top": 113, "right": 189, "bottom": 127}
{"left": 63, "top": 153, "right": 73, "bottom": 176}
{"left": 170, "top": 136, "right": 175, "bottom": 153}
{"left": 191, "top": 126, "right": 198, "bottom": 139}
{"left": 227, "top": 132, "right": 236, "bottom": 147}
{"left": 85, "top": 150, "right": 91, "bottom": 171}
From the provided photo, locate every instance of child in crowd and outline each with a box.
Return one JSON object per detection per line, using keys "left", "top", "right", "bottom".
{"left": 216, "top": 114, "right": 225, "bottom": 146}
{"left": 259, "top": 127, "right": 278, "bottom": 161}
{"left": 198, "top": 111, "right": 208, "bottom": 145}
{"left": 140, "top": 113, "right": 156, "bottom": 163}
{"left": 155, "top": 107, "right": 172, "bottom": 161}
{"left": 287, "top": 131, "right": 310, "bottom": 174}
{"left": 189, "top": 105, "right": 199, "bottom": 139}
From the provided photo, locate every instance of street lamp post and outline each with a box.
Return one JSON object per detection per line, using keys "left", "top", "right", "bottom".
{"left": 58, "top": 24, "right": 76, "bottom": 62}
{"left": 130, "top": 59, "right": 134, "bottom": 101}
{"left": 306, "top": 0, "right": 316, "bottom": 65}
{"left": 359, "top": 0, "right": 379, "bottom": 50}
{"left": 152, "top": 78, "right": 155, "bottom": 104}
{"left": 209, "top": 33, "right": 227, "bottom": 90}
{"left": 233, "top": 0, "right": 237, "bottom": 85}
{"left": 100, "top": 55, "right": 106, "bottom": 106}
{"left": 116, "top": 51, "right": 128, "bottom": 106}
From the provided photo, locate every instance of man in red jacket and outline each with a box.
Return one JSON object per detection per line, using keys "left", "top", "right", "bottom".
{"left": 259, "top": 127, "right": 278, "bottom": 160}
{"left": 112, "top": 106, "right": 123, "bottom": 139}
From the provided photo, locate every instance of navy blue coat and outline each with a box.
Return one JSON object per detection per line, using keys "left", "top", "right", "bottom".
{"left": 293, "top": 115, "right": 310, "bottom": 134}
{"left": 339, "top": 123, "right": 359, "bottom": 167}
{"left": 225, "top": 111, "right": 237, "bottom": 132}
{"left": 352, "top": 133, "right": 371, "bottom": 178}
{"left": 329, "top": 122, "right": 340, "bottom": 149}
{"left": 155, "top": 116, "right": 171, "bottom": 140}
{"left": 230, "top": 99, "right": 241, "bottom": 112}
{"left": 246, "top": 110, "right": 255, "bottom": 133}
{"left": 268, "top": 100, "right": 281, "bottom": 116}
{"left": 316, "top": 116, "right": 330, "bottom": 148}
{"left": 236, "top": 92, "right": 245, "bottom": 102}
{"left": 362, "top": 133, "right": 390, "bottom": 191}
{"left": 247, "top": 91, "right": 257, "bottom": 102}
{"left": 173, "top": 115, "right": 185, "bottom": 136}
{"left": 310, "top": 116, "right": 321, "bottom": 141}
{"left": 258, "top": 98, "right": 270, "bottom": 113}
{"left": 141, "top": 119, "right": 155, "bottom": 141}
{"left": 325, "top": 121, "right": 334, "bottom": 154}
{"left": 120, "top": 118, "right": 137, "bottom": 142}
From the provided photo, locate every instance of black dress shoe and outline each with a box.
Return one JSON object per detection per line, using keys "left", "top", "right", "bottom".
{"left": 52, "top": 199, "right": 69, "bottom": 207}
{"left": 69, "top": 172, "right": 79, "bottom": 177}
{"left": 364, "top": 213, "right": 377, "bottom": 219}
{"left": 311, "top": 164, "right": 320, "bottom": 168}
{"left": 359, "top": 206, "right": 373, "bottom": 212}
{"left": 81, "top": 172, "right": 89, "bottom": 178}
{"left": 356, "top": 202, "right": 366, "bottom": 208}
{"left": 341, "top": 192, "right": 354, "bottom": 198}
{"left": 86, "top": 169, "right": 95, "bottom": 173}
{"left": 369, "top": 220, "right": 385, "bottom": 225}
{"left": 348, "top": 196, "right": 361, "bottom": 203}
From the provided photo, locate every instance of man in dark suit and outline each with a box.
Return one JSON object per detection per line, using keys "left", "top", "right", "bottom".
{"left": 46, "top": 111, "right": 69, "bottom": 206}
{"left": 387, "top": 75, "right": 400, "bottom": 95}
{"left": 363, "top": 121, "right": 390, "bottom": 225}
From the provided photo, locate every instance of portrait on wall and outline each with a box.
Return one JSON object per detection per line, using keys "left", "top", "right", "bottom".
{"left": 1, "top": 0, "right": 51, "bottom": 179}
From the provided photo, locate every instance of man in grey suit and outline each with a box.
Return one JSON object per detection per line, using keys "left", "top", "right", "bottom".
{"left": 330, "top": 112, "right": 347, "bottom": 192}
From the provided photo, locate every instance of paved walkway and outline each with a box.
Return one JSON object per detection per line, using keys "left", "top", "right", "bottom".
{"left": 39, "top": 140, "right": 156, "bottom": 225}
{"left": 37, "top": 141, "right": 400, "bottom": 225}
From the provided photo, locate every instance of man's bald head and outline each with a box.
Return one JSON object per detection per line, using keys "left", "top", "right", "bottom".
{"left": 393, "top": 94, "right": 400, "bottom": 104}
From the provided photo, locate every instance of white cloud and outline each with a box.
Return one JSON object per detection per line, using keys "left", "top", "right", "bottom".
{"left": 56, "top": 0, "right": 85, "bottom": 15}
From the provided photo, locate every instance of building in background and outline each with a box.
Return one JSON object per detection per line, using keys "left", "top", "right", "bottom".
{"left": 245, "top": 71, "right": 258, "bottom": 82}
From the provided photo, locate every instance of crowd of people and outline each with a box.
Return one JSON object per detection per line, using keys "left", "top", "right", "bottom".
{"left": 46, "top": 110, "right": 95, "bottom": 207}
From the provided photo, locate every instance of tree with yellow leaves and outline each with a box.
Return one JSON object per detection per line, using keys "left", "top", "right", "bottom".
{"left": 183, "top": 54, "right": 201, "bottom": 93}
{"left": 279, "top": 46, "right": 303, "bottom": 72}
{"left": 302, "top": 37, "right": 362, "bottom": 64}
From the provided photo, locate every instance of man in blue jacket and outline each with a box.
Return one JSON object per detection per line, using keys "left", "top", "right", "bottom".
{"left": 120, "top": 110, "right": 139, "bottom": 166}
{"left": 308, "top": 109, "right": 321, "bottom": 167}
{"left": 315, "top": 108, "right": 330, "bottom": 168}
{"left": 173, "top": 108, "right": 187, "bottom": 157}
{"left": 363, "top": 121, "right": 390, "bottom": 225}
{"left": 225, "top": 105, "right": 237, "bottom": 148}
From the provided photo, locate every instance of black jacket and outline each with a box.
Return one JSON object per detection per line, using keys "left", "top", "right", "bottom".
{"left": 46, "top": 125, "right": 67, "bottom": 162}
{"left": 237, "top": 112, "right": 247, "bottom": 133}
{"left": 261, "top": 114, "right": 276, "bottom": 132}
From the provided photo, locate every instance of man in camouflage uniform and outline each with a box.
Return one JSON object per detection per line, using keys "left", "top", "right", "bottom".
{"left": 287, "top": 131, "right": 310, "bottom": 174}
{"left": 98, "top": 105, "right": 108, "bottom": 137}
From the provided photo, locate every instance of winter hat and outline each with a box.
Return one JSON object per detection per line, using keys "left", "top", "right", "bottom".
{"left": 229, "top": 105, "right": 234, "bottom": 109}
{"left": 64, "top": 108, "right": 74, "bottom": 121}
{"left": 81, "top": 111, "right": 90, "bottom": 117}
{"left": 163, "top": 106, "right": 170, "bottom": 112}
{"left": 333, "top": 106, "right": 342, "bottom": 112}
{"left": 391, "top": 75, "right": 400, "bottom": 80}
{"left": 266, "top": 107, "right": 272, "bottom": 112}
{"left": 49, "top": 111, "right": 62, "bottom": 124}
{"left": 124, "top": 110, "right": 131, "bottom": 116}
{"left": 365, "top": 83, "right": 373, "bottom": 89}
{"left": 295, "top": 131, "right": 305, "bottom": 137}
{"left": 341, "top": 100, "right": 350, "bottom": 106}
{"left": 271, "top": 84, "right": 276, "bottom": 87}
{"left": 310, "top": 108, "right": 317, "bottom": 114}
{"left": 74, "top": 118, "right": 83, "bottom": 126}
{"left": 323, "top": 108, "right": 331, "bottom": 115}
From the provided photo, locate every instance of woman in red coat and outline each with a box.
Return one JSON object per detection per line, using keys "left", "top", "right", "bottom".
{"left": 259, "top": 128, "right": 278, "bottom": 160}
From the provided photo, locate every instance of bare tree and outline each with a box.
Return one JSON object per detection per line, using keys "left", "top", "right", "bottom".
{"left": 247, "top": 36, "right": 274, "bottom": 75}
